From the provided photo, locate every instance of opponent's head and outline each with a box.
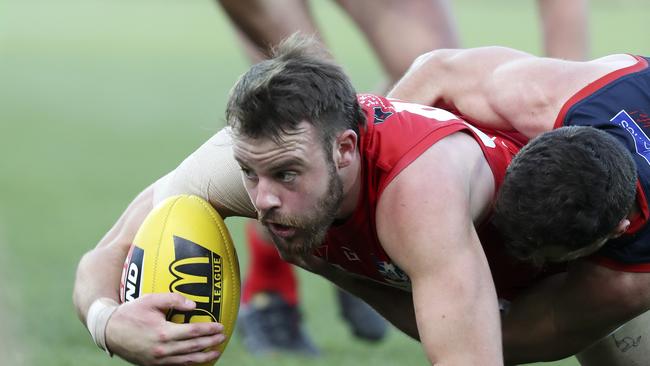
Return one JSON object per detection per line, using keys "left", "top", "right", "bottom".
{"left": 226, "top": 34, "right": 365, "bottom": 259}
{"left": 495, "top": 126, "right": 637, "bottom": 263}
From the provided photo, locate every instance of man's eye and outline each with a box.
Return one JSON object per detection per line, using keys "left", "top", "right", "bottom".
{"left": 277, "top": 171, "right": 297, "bottom": 183}
{"left": 241, "top": 168, "right": 257, "bottom": 180}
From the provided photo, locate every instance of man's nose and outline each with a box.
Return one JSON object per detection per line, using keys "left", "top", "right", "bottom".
{"left": 254, "top": 179, "right": 281, "bottom": 214}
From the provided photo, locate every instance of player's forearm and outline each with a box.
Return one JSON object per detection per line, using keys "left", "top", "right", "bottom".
{"left": 502, "top": 274, "right": 595, "bottom": 363}
{"left": 318, "top": 269, "right": 419, "bottom": 339}
{"left": 350, "top": 287, "right": 418, "bottom": 339}
{"left": 502, "top": 271, "right": 641, "bottom": 364}
{"left": 73, "top": 246, "right": 129, "bottom": 323}
{"left": 288, "top": 255, "right": 418, "bottom": 337}
{"left": 73, "top": 185, "right": 155, "bottom": 323}
{"left": 387, "top": 48, "right": 458, "bottom": 107}
{"left": 503, "top": 310, "right": 615, "bottom": 364}
{"left": 389, "top": 46, "right": 535, "bottom": 134}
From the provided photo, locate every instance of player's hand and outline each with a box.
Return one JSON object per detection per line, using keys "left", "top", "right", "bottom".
{"left": 105, "top": 293, "right": 226, "bottom": 366}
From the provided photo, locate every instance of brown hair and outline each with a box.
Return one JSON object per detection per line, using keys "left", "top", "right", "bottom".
{"left": 225, "top": 33, "right": 365, "bottom": 149}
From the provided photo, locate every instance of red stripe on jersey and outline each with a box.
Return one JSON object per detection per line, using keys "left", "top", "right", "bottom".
{"left": 590, "top": 255, "right": 650, "bottom": 273}
{"left": 553, "top": 55, "right": 649, "bottom": 129}
{"left": 627, "top": 180, "right": 650, "bottom": 234}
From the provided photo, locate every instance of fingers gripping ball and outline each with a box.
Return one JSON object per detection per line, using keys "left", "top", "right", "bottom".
{"left": 119, "top": 195, "right": 240, "bottom": 363}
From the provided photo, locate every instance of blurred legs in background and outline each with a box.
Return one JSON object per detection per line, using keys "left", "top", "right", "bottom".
{"left": 537, "top": 0, "right": 589, "bottom": 60}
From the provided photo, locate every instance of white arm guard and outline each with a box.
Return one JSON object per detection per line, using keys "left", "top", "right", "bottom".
{"left": 153, "top": 128, "right": 256, "bottom": 218}
{"left": 86, "top": 297, "right": 119, "bottom": 356}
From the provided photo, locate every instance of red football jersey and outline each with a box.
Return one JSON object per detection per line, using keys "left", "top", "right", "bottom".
{"left": 313, "top": 94, "right": 551, "bottom": 299}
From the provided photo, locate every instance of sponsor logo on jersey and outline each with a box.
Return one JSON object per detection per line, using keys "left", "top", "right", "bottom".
{"left": 372, "top": 106, "right": 393, "bottom": 124}
{"left": 374, "top": 259, "right": 411, "bottom": 290}
{"left": 123, "top": 246, "right": 144, "bottom": 302}
{"left": 341, "top": 246, "right": 361, "bottom": 261}
{"left": 168, "top": 236, "right": 223, "bottom": 322}
{"left": 611, "top": 109, "right": 650, "bottom": 166}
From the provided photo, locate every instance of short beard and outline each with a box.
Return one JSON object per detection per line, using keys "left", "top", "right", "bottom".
{"left": 263, "top": 158, "right": 344, "bottom": 259}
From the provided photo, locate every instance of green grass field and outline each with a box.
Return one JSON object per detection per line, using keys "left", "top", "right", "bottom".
{"left": 1, "top": 0, "right": 649, "bottom": 365}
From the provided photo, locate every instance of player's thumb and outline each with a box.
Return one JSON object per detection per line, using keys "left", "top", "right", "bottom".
{"left": 146, "top": 293, "right": 196, "bottom": 312}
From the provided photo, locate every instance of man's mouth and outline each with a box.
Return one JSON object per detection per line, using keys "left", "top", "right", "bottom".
{"left": 266, "top": 222, "right": 297, "bottom": 239}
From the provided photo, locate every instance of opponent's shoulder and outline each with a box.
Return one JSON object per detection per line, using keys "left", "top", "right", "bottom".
{"left": 486, "top": 55, "right": 623, "bottom": 137}
{"left": 590, "top": 53, "right": 639, "bottom": 68}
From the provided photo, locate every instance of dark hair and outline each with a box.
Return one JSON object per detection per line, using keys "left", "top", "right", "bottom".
{"left": 495, "top": 126, "right": 637, "bottom": 262}
{"left": 225, "top": 33, "right": 365, "bottom": 148}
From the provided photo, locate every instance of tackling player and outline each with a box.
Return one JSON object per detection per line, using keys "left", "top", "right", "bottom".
{"left": 390, "top": 45, "right": 650, "bottom": 365}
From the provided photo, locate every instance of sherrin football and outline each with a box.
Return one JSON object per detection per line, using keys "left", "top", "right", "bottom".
{"left": 119, "top": 194, "right": 240, "bottom": 363}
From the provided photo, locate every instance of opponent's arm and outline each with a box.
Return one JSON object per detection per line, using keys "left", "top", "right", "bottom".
{"left": 387, "top": 47, "right": 532, "bottom": 129}
{"left": 502, "top": 260, "right": 650, "bottom": 364}
{"left": 387, "top": 46, "right": 586, "bottom": 138}
{"left": 377, "top": 133, "right": 503, "bottom": 364}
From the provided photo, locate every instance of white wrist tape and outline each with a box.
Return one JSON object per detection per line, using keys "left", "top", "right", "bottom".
{"left": 87, "top": 298, "right": 119, "bottom": 356}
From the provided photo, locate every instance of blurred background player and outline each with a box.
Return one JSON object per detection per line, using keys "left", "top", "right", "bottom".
{"left": 537, "top": 0, "right": 589, "bottom": 60}
{"left": 388, "top": 44, "right": 650, "bottom": 365}
{"left": 216, "top": 0, "right": 460, "bottom": 356}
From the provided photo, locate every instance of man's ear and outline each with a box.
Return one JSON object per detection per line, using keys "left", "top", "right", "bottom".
{"left": 334, "top": 130, "right": 358, "bottom": 169}
{"left": 611, "top": 218, "right": 631, "bottom": 238}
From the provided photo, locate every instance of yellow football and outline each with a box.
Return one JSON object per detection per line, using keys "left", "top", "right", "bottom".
{"left": 119, "top": 194, "right": 240, "bottom": 363}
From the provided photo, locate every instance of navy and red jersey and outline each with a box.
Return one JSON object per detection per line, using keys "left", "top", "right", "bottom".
{"left": 554, "top": 55, "right": 650, "bottom": 271}
{"left": 313, "top": 94, "right": 541, "bottom": 299}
